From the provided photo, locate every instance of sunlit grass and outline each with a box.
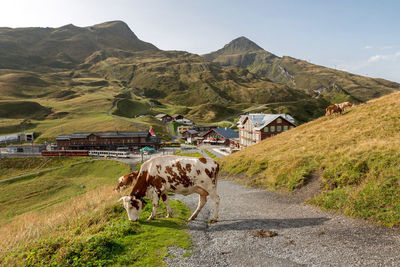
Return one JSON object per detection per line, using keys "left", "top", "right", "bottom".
{"left": 220, "top": 91, "right": 400, "bottom": 226}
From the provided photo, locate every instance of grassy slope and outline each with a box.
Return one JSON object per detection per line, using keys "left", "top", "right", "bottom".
{"left": 0, "top": 160, "right": 129, "bottom": 224}
{"left": 0, "top": 157, "right": 88, "bottom": 179}
{"left": 0, "top": 159, "right": 192, "bottom": 266}
{"left": 220, "top": 91, "right": 400, "bottom": 226}
{"left": 2, "top": 200, "right": 191, "bottom": 266}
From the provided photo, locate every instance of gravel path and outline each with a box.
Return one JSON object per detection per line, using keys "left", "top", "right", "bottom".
{"left": 167, "top": 179, "right": 400, "bottom": 267}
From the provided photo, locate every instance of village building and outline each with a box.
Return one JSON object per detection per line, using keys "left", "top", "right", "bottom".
{"left": 177, "top": 124, "right": 217, "bottom": 134}
{"left": 56, "top": 131, "right": 161, "bottom": 151}
{"left": 177, "top": 125, "right": 192, "bottom": 134}
{"left": 201, "top": 127, "right": 239, "bottom": 146}
{"left": 238, "top": 113, "right": 296, "bottom": 147}
{"left": 7, "top": 144, "right": 46, "bottom": 154}
{"left": 182, "top": 129, "right": 199, "bottom": 143}
{"left": 172, "top": 114, "right": 184, "bottom": 121}
{"left": 155, "top": 114, "right": 173, "bottom": 123}
{"left": 193, "top": 125, "right": 218, "bottom": 132}
{"left": 0, "top": 132, "right": 34, "bottom": 144}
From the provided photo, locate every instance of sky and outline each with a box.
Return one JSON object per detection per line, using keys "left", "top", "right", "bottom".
{"left": 1, "top": 0, "right": 399, "bottom": 82}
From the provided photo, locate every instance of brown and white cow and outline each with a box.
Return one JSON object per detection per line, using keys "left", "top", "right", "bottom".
{"left": 114, "top": 171, "right": 139, "bottom": 192}
{"left": 325, "top": 104, "right": 342, "bottom": 119}
{"left": 337, "top": 101, "right": 353, "bottom": 112}
{"left": 118, "top": 155, "right": 220, "bottom": 223}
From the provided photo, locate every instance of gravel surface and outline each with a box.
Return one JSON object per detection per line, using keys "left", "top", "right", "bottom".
{"left": 166, "top": 179, "right": 400, "bottom": 267}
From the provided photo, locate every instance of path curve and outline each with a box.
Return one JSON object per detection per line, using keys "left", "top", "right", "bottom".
{"left": 167, "top": 179, "right": 400, "bottom": 266}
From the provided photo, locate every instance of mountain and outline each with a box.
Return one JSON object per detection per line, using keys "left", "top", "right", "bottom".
{"left": 0, "top": 21, "right": 399, "bottom": 142}
{"left": 220, "top": 91, "right": 400, "bottom": 226}
{"left": 203, "top": 37, "right": 400, "bottom": 102}
{"left": 0, "top": 21, "right": 157, "bottom": 70}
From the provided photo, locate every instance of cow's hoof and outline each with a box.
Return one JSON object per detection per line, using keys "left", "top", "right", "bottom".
{"left": 209, "top": 219, "right": 218, "bottom": 224}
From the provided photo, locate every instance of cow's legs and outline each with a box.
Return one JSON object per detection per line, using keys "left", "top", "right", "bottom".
{"left": 188, "top": 194, "right": 207, "bottom": 221}
{"left": 209, "top": 190, "right": 220, "bottom": 223}
{"left": 161, "top": 194, "right": 173, "bottom": 218}
{"left": 147, "top": 195, "right": 160, "bottom": 221}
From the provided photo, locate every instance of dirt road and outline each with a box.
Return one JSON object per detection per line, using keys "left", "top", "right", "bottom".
{"left": 167, "top": 179, "right": 400, "bottom": 266}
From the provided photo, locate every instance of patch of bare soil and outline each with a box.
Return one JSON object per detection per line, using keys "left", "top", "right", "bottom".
{"left": 253, "top": 229, "right": 278, "bottom": 238}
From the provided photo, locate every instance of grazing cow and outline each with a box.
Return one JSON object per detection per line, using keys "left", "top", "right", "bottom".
{"left": 337, "top": 101, "right": 353, "bottom": 112}
{"left": 118, "top": 155, "right": 220, "bottom": 223}
{"left": 114, "top": 171, "right": 138, "bottom": 192}
{"left": 325, "top": 104, "right": 342, "bottom": 119}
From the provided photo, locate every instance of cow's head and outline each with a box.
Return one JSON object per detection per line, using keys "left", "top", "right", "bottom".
{"left": 114, "top": 171, "right": 139, "bottom": 192}
{"left": 118, "top": 196, "right": 143, "bottom": 221}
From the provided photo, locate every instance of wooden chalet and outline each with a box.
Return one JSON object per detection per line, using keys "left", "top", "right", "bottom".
{"left": 238, "top": 113, "right": 296, "bottom": 147}
{"left": 155, "top": 114, "right": 173, "bottom": 123}
{"left": 201, "top": 127, "right": 239, "bottom": 146}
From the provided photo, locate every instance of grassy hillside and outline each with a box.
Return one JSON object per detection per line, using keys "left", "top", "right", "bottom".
{"left": 0, "top": 101, "right": 51, "bottom": 119}
{"left": 0, "top": 21, "right": 157, "bottom": 70}
{"left": 1, "top": 23, "right": 398, "bottom": 142}
{"left": 0, "top": 160, "right": 129, "bottom": 224}
{"left": 0, "top": 157, "right": 88, "bottom": 179}
{"left": 204, "top": 37, "right": 400, "bottom": 103}
{"left": 220, "top": 91, "right": 400, "bottom": 226}
{"left": 0, "top": 159, "right": 192, "bottom": 266}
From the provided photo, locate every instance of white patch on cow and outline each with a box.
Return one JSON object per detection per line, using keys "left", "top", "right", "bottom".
{"left": 118, "top": 176, "right": 124, "bottom": 183}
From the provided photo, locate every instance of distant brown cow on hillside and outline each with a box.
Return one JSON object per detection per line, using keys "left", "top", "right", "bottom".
{"left": 337, "top": 102, "right": 353, "bottom": 112}
{"left": 325, "top": 104, "right": 342, "bottom": 119}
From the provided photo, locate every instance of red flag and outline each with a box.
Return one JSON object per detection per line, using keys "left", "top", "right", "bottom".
{"left": 149, "top": 126, "right": 155, "bottom": 136}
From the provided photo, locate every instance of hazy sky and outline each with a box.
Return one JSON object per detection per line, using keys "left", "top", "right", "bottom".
{"left": 1, "top": 0, "right": 399, "bottom": 82}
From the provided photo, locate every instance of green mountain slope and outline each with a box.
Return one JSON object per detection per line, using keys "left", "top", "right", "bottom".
{"left": 0, "top": 21, "right": 399, "bottom": 141}
{"left": 220, "top": 91, "right": 400, "bottom": 226}
{"left": 0, "top": 21, "right": 157, "bottom": 70}
{"left": 203, "top": 37, "right": 400, "bottom": 102}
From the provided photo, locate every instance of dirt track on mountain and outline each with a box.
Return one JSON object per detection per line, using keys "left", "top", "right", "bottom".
{"left": 167, "top": 178, "right": 400, "bottom": 267}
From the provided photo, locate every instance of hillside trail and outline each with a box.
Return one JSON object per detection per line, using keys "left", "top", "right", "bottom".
{"left": 167, "top": 178, "right": 400, "bottom": 266}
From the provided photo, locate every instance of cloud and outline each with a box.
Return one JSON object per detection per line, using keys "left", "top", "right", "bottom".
{"left": 368, "top": 52, "right": 400, "bottom": 63}
{"left": 363, "top": 45, "right": 373, "bottom": 49}
{"left": 368, "top": 55, "right": 387, "bottom": 62}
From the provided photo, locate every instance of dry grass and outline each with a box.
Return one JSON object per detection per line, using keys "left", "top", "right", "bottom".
{"left": 0, "top": 185, "right": 117, "bottom": 252}
{"left": 220, "top": 91, "right": 400, "bottom": 225}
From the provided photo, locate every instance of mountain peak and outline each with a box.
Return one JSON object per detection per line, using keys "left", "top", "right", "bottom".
{"left": 89, "top": 20, "right": 138, "bottom": 39}
{"left": 224, "top": 36, "right": 264, "bottom": 52}
{"left": 202, "top": 36, "right": 272, "bottom": 63}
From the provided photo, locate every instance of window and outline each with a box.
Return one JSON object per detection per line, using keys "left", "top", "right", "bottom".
{"left": 277, "top": 118, "right": 282, "bottom": 123}
{"left": 263, "top": 127, "right": 268, "bottom": 132}
{"left": 283, "top": 125, "right": 288, "bottom": 131}
{"left": 270, "top": 125, "right": 275, "bottom": 132}
{"left": 290, "top": 126, "right": 294, "bottom": 129}
{"left": 277, "top": 126, "right": 282, "bottom": 132}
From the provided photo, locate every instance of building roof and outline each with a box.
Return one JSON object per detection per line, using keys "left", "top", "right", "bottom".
{"left": 239, "top": 113, "right": 296, "bottom": 130}
{"left": 155, "top": 114, "right": 170, "bottom": 118}
{"left": 186, "top": 129, "right": 199, "bottom": 135}
{"left": 56, "top": 132, "right": 150, "bottom": 141}
{"left": 212, "top": 128, "right": 239, "bottom": 139}
{"left": 0, "top": 134, "right": 19, "bottom": 142}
